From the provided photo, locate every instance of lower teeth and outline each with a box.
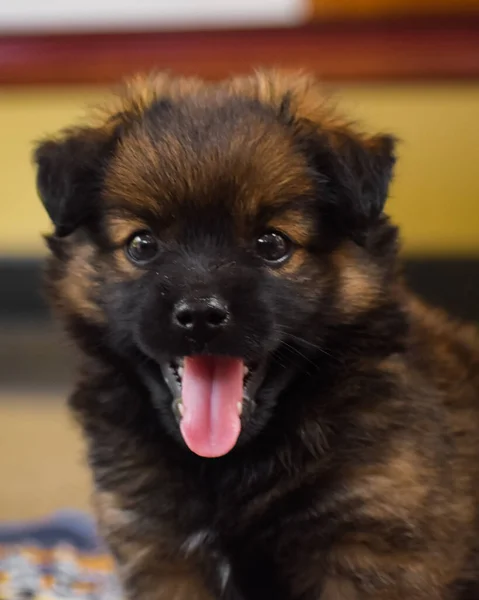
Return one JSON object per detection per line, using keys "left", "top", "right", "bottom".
{"left": 173, "top": 397, "right": 184, "bottom": 417}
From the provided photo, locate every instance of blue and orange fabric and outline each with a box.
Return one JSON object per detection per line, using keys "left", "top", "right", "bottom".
{"left": 0, "top": 511, "right": 121, "bottom": 600}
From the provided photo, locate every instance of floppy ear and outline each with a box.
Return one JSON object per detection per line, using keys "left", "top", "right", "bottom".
{"left": 297, "top": 121, "right": 395, "bottom": 244}
{"left": 34, "top": 127, "right": 116, "bottom": 237}
{"left": 337, "top": 130, "right": 396, "bottom": 220}
{"left": 294, "top": 120, "right": 396, "bottom": 243}
{"left": 327, "top": 129, "right": 396, "bottom": 234}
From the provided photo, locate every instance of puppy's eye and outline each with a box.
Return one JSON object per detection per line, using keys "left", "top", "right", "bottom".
{"left": 256, "top": 231, "right": 292, "bottom": 265}
{"left": 126, "top": 231, "right": 159, "bottom": 264}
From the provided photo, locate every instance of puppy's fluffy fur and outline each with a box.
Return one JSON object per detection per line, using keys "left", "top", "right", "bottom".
{"left": 34, "top": 71, "right": 479, "bottom": 600}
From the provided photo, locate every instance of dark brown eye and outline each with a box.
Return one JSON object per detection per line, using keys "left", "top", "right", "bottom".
{"left": 256, "top": 231, "right": 292, "bottom": 265}
{"left": 126, "top": 231, "right": 159, "bottom": 264}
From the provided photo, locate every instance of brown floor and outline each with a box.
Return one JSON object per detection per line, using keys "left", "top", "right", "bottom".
{"left": 0, "top": 393, "right": 91, "bottom": 519}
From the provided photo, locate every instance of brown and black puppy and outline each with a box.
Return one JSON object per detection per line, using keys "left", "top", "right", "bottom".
{"left": 34, "top": 71, "right": 479, "bottom": 600}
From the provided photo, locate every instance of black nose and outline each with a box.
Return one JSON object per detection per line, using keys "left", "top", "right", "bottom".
{"left": 173, "top": 297, "right": 230, "bottom": 339}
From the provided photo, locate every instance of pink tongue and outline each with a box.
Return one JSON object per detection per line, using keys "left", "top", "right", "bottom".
{"left": 180, "top": 356, "right": 243, "bottom": 458}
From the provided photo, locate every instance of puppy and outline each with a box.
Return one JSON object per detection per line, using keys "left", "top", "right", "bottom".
{"left": 34, "top": 71, "right": 479, "bottom": 600}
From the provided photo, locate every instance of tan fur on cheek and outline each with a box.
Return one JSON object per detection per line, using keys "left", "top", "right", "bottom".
{"left": 332, "top": 243, "right": 381, "bottom": 317}
{"left": 111, "top": 250, "right": 146, "bottom": 280}
{"left": 269, "top": 249, "right": 328, "bottom": 305}
{"left": 276, "top": 248, "right": 308, "bottom": 276}
{"left": 56, "top": 243, "right": 105, "bottom": 324}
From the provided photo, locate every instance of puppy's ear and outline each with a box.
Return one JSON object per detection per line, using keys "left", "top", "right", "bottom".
{"left": 296, "top": 121, "right": 396, "bottom": 242}
{"left": 34, "top": 126, "right": 116, "bottom": 237}
{"left": 327, "top": 129, "right": 396, "bottom": 233}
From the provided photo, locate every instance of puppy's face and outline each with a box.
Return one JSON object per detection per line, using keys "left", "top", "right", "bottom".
{"left": 35, "top": 72, "right": 396, "bottom": 458}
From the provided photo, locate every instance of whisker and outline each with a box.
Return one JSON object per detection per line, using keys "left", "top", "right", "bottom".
{"left": 270, "top": 335, "right": 313, "bottom": 373}
{"left": 279, "top": 340, "right": 323, "bottom": 376}
{"left": 274, "top": 326, "right": 338, "bottom": 361}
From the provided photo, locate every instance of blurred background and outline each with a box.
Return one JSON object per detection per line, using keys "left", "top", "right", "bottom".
{"left": 0, "top": 0, "right": 478, "bottom": 520}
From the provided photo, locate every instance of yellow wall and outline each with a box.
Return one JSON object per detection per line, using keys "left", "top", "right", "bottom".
{"left": 1, "top": 83, "right": 478, "bottom": 257}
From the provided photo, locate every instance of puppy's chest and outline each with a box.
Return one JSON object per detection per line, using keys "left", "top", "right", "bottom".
{"left": 179, "top": 524, "right": 288, "bottom": 600}
{"left": 163, "top": 480, "right": 291, "bottom": 598}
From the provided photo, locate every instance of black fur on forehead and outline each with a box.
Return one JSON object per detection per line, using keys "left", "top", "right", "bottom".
{"left": 33, "top": 70, "right": 396, "bottom": 243}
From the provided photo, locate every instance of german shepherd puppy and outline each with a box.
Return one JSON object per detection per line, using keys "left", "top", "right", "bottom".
{"left": 34, "top": 71, "right": 479, "bottom": 600}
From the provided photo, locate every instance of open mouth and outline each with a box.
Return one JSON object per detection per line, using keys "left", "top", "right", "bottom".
{"left": 161, "top": 356, "right": 259, "bottom": 458}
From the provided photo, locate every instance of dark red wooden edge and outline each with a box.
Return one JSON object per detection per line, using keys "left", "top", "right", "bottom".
{"left": 1, "top": 16, "right": 479, "bottom": 86}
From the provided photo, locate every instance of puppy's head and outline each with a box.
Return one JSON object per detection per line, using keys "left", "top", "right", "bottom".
{"left": 34, "top": 71, "right": 397, "bottom": 458}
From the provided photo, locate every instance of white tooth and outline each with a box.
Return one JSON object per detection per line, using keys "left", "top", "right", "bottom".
{"left": 178, "top": 357, "right": 184, "bottom": 366}
{"left": 237, "top": 402, "right": 243, "bottom": 415}
{"left": 178, "top": 400, "right": 184, "bottom": 417}
{"left": 243, "top": 366, "right": 249, "bottom": 377}
{"left": 178, "top": 367, "right": 184, "bottom": 378}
